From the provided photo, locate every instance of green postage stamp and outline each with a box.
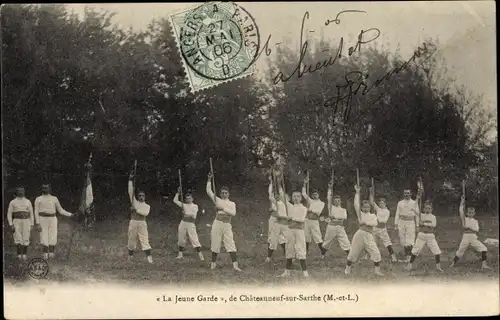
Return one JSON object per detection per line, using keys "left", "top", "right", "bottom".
{"left": 170, "top": 2, "right": 261, "bottom": 92}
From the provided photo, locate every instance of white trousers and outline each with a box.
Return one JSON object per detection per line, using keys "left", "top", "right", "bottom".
{"left": 178, "top": 221, "right": 201, "bottom": 248}
{"left": 128, "top": 220, "right": 151, "bottom": 251}
{"left": 322, "top": 225, "right": 351, "bottom": 251}
{"left": 347, "top": 229, "right": 381, "bottom": 262}
{"left": 285, "top": 228, "right": 307, "bottom": 260}
{"left": 304, "top": 219, "right": 323, "bottom": 243}
{"left": 269, "top": 222, "right": 289, "bottom": 250}
{"left": 40, "top": 216, "right": 58, "bottom": 246}
{"left": 373, "top": 227, "right": 393, "bottom": 247}
{"left": 268, "top": 216, "right": 286, "bottom": 244}
{"left": 398, "top": 220, "right": 416, "bottom": 246}
{"left": 210, "top": 220, "right": 236, "bottom": 253}
{"left": 412, "top": 232, "right": 441, "bottom": 256}
{"left": 455, "top": 233, "right": 487, "bottom": 257}
{"left": 13, "top": 219, "right": 31, "bottom": 245}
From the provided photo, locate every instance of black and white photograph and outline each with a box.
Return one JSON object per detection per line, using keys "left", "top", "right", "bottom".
{"left": 2, "top": 1, "right": 498, "bottom": 318}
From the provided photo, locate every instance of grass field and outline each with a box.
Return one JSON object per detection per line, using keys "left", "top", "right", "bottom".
{"left": 3, "top": 194, "right": 499, "bottom": 286}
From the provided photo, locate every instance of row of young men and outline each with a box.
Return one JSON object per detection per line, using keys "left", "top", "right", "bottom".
{"left": 127, "top": 171, "right": 491, "bottom": 277}
{"left": 6, "top": 185, "right": 74, "bottom": 260}
{"left": 265, "top": 176, "right": 492, "bottom": 276}
{"left": 8, "top": 175, "right": 491, "bottom": 277}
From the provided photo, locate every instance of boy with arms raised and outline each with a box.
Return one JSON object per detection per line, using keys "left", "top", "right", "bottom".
{"left": 345, "top": 184, "right": 383, "bottom": 276}
{"left": 369, "top": 185, "right": 398, "bottom": 262}
{"left": 450, "top": 182, "right": 491, "bottom": 270}
{"left": 321, "top": 181, "right": 351, "bottom": 259}
{"left": 279, "top": 189, "right": 309, "bottom": 278}
{"left": 301, "top": 176, "right": 327, "bottom": 256}
{"left": 173, "top": 188, "right": 204, "bottom": 261}
{"left": 206, "top": 172, "right": 242, "bottom": 271}
{"left": 265, "top": 178, "right": 289, "bottom": 262}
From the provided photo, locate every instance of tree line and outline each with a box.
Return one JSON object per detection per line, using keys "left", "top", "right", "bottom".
{"left": 2, "top": 4, "right": 497, "bottom": 212}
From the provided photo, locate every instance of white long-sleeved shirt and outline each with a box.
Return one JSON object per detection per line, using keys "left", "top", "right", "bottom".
{"left": 7, "top": 197, "right": 34, "bottom": 226}
{"left": 287, "top": 203, "right": 307, "bottom": 223}
{"left": 173, "top": 193, "right": 198, "bottom": 219}
{"left": 301, "top": 186, "right": 325, "bottom": 215}
{"left": 395, "top": 199, "right": 420, "bottom": 225}
{"left": 329, "top": 206, "right": 347, "bottom": 220}
{"left": 34, "top": 194, "right": 72, "bottom": 222}
{"left": 206, "top": 180, "right": 236, "bottom": 216}
{"left": 360, "top": 211, "right": 379, "bottom": 227}
{"left": 375, "top": 207, "right": 390, "bottom": 224}
{"left": 464, "top": 217, "right": 479, "bottom": 232}
{"left": 419, "top": 213, "right": 437, "bottom": 232}
{"left": 128, "top": 181, "right": 150, "bottom": 216}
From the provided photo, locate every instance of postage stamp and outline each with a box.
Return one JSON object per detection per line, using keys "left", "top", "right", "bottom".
{"left": 169, "top": 1, "right": 261, "bottom": 93}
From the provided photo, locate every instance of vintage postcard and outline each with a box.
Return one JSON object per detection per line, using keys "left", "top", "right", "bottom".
{"left": 2, "top": 1, "right": 498, "bottom": 319}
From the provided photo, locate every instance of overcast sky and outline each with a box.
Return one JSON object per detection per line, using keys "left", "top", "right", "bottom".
{"left": 66, "top": 2, "right": 496, "bottom": 111}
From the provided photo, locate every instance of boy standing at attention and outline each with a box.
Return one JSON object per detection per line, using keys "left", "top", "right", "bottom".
{"left": 405, "top": 201, "right": 443, "bottom": 272}
{"left": 395, "top": 188, "right": 421, "bottom": 262}
{"left": 173, "top": 188, "right": 204, "bottom": 261}
{"left": 35, "top": 183, "right": 74, "bottom": 259}
{"left": 7, "top": 187, "right": 35, "bottom": 261}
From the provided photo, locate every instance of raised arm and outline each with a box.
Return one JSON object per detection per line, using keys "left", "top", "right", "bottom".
{"left": 354, "top": 185, "right": 361, "bottom": 222}
{"left": 206, "top": 174, "right": 217, "bottom": 205}
{"left": 459, "top": 196, "right": 466, "bottom": 226}
{"left": 268, "top": 181, "right": 277, "bottom": 204}
{"left": 301, "top": 178, "right": 311, "bottom": 205}
{"left": 128, "top": 173, "right": 136, "bottom": 204}
{"left": 173, "top": 189, "right": 183, "bottom": 208}
{"left": 327, "top": 182, "right": 332, "bottom": 215}
{"left": 55, "top": 198, "right": 72, "bottom": 217}
{"left": 394, "top": 202, "right": 400, "bottom": 226}
{"left": 414, "top": 201, "right": 420, "bottom": 226}
{"left": 301, "top": 186, "right": 311, "bottom": 206}
{"left": 369, "top": 186, "right": 381, "bottom": 211}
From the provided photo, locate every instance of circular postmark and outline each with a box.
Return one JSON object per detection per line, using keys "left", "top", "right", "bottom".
{"left": 180, "top": 2, "right": 260, "bottom": 81}
{"left": 27, "top": 258, "right": 49, "bottom": 279}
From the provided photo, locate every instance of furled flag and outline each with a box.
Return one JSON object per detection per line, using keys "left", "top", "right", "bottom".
{"left": 79, "top": 154, "right": 95, "bottom": 228}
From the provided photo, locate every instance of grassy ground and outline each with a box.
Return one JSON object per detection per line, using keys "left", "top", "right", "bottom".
{"left": 3, "top": 194, "right": 499, "bottom": 286}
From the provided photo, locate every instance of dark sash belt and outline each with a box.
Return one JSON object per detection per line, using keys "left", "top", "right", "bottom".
{"left": 288, "top": 221, "right": 305, "bottom": 230}
{"left": 463, "top": 228, "right": 478, "bottom": 235}
{"left": 182, "top": 216, "right": 196, "bottom": 223}
{"left": 328, "top": 219, "right": 344, "bottom": 226}
{"left": 377, "top": 222, "right": 387, "bottom": 228}
{"left": 276, "top": 217, "right": 289, "bottom": 225}
{"left": 39, "top": 212, "right": 56, "bottom": 217}
{"left": 306, "top": 212, "right": 319, "bottom": 220}
{"left": 13, "top": 211, "right": 30, "bottom": 219}
{"left": 131, "top": 212, "right": 146, "bottom": 221}
{"left": 419, "top": 226, "right": 435, "bottom": 234}
{"left": 215, "top": 213, "right": 232, "bottom": 223}
{"left": 359, "top": 225, "right": 374, "bottom": 232}
{"left": 399, "top": 215, "right": 414, "bottom": 221}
